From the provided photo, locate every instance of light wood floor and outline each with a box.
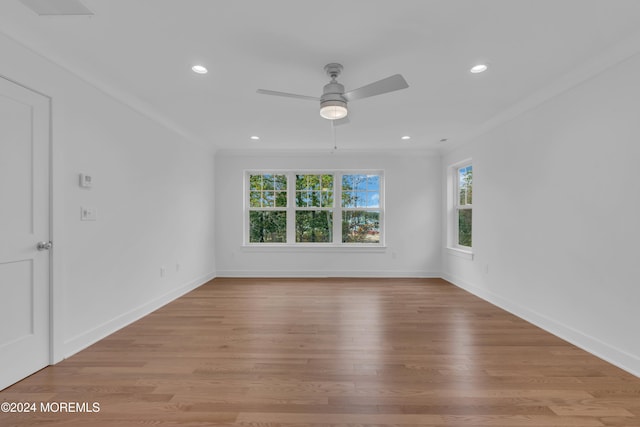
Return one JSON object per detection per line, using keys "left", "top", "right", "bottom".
{"left": 1, "top": 277, "right": 639, "bottom": 426}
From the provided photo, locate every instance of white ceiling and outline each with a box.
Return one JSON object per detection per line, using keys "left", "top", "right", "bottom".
{"left": 2, "top": 0, "right": 640, "bottom": 153}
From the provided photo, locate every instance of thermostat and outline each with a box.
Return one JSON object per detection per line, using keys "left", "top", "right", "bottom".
{"left": 79, "top": 173, "right": 93, "bottom": 188}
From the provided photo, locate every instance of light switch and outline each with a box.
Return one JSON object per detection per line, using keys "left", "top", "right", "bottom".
{"left": 81, "top": 207, "right": 96, "bottom": 221}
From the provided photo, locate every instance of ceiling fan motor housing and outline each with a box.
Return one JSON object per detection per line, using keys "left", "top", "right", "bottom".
{"left": 320, "top": 64, "right": 348, "bottom": 119}
{"left": 320, "top": 84, "right": 348, "bottom": 119}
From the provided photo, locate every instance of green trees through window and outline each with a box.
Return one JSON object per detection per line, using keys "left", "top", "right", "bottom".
{"left": 248, "top": 174, "right": 287, "bottom": 243}
{"left": 247, "top": 171, "right": 383, "bottom": 245}
{"left": 295, "top": 174, "right": 334, "bottom": 242}
{"left": 341, "top": 174, "right": 380, "bottom": 243}
{"left": 457, "top": 165, "right": 472, "bottom": 247}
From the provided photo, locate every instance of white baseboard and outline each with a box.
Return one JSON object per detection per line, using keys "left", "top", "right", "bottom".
{"left": 442, "top": 273, "right": 640, "bottom": 378}
{"left": 216, "top": 270, "right": 440, "bottom": 278}
{"left": 62, "top": 271, "right": 216, "bottom": 359}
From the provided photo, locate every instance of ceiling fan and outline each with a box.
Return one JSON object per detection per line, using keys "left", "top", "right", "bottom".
{"left": 257, "top": 63, "right": 409, "bottom": 121}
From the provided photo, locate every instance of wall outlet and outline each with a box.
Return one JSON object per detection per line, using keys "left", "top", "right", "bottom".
{"left": 176, "top": 263, "right": 181, "bottom": 272}
{"left": 160, "top": 267, "right": 166, "bottom": 278}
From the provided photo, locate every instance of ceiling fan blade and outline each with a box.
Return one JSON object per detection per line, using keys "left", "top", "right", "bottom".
{"left": 256, "top": 89, "right": 320, "bottom": 101}
{"left": 343, "top": 74, "right": 408, "bottom": 102}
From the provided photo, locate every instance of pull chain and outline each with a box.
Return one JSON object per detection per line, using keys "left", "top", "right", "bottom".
{"left": 331, "top": 120, "right": 337, "bottom": 152}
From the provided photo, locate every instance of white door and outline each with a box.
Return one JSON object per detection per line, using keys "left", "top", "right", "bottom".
{"left": 0, "top": 76, "right": 51, "bottom": 390}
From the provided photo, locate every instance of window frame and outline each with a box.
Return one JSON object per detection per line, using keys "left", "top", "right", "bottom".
{"left": 246, "top": 172, "right": 289, "bottom": 243}
{"left": 294, "top": 173, "right": 335, "bottom": 244}
{"left": 340, "top": 173, "right": 383, "bottom": 245}
{"left": 244, "top": 170, "right": 385, "bottom": 247}
{"left": 447, "top": 160, "right": 473, "bottom": 255}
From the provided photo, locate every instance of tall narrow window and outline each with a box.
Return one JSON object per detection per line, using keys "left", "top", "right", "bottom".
{"left": 456, "top": 164, "right": 473, "bottom": 248}
{"left": 295, "top": 174, "right": 334, "bottom": 243}
{"left": 248, "top": 173, "right": 287, "bottom": 243}
{"left": 341, "top": 174, "right": 381, "bottom": 243}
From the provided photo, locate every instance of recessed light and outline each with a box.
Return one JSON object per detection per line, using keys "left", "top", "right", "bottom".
{"left": 401, "top": 136, "right": 411, "bottom": 140}
{"left": 470, "top": 64, "right": 488, "bottom": 74}
{"left": 250, "top": 136, "right": 260, "bottom": 140}
{"left": 191, "top": 65, "right": 208, "bottom": 74}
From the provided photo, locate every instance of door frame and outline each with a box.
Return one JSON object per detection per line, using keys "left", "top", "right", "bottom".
{"left": 1, "top": 73, "right": 58, "bottom": 366}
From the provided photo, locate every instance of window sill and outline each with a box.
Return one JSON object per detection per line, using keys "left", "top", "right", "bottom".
{"left": 446, "top": 247, "right": 474, "bottom": 260}
{"left": 242, "top": 244, "right": 387, "bottom": 253}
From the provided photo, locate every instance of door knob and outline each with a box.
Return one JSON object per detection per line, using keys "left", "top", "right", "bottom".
{"left": 37, "top": 241, "right": 52, "bottom": 251}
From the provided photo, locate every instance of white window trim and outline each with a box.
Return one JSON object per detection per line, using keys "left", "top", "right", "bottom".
{"left": 244, "top": 170, "right": 385, "bottom": 248}
{"left": 447, "top": 159, "right": 473, "bottom": 256}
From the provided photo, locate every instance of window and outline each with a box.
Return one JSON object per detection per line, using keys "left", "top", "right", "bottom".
{"left": 341, "top": 174, "right": 381, "bottom": 243}
{"left": 248, "top": 173, "right": 287, "bottom": 243}
{"left": 246, "top": 171, "right": 383, "bottom": 246}
{"left": 455, "top": 164, "right": 472, "bottom": 248}
{"left": 295, "top": 174, "right": 334, "bottom": 243}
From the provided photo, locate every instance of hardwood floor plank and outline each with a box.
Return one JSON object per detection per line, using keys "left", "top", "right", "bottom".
{"left": 549, "top": 404, "right": 634, "bottom": 417}
{"left": 234, "top": 412, "right": 607, "bottom": 426}
{"left": 1, "top": 277, "right": 638, "bottom": 426}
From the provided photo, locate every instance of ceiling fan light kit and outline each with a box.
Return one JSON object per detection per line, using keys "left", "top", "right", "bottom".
{"left": 257, "top": 62, "right": 408, "bottom": 121}
{"left": 320, "top": 100, "right": 348, "bottom": 120}
{"left": 320, "top": 64, "right": 348, "bottom": 120}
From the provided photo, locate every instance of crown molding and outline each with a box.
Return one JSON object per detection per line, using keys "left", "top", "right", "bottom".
{"left": 0, "top": 29, "right": 214, "bottom": 153}
{"left": 440, "top": 29, "right": 640, "bottom": 155}
{"left": 215, "top": 146, "right": 440, "bottom": 158}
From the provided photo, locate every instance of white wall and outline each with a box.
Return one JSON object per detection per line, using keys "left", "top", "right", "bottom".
{"left": 215, "top": 151, "right": 441, "bottom": 277}
{"left": 442, "top": 52, "right": 640, "bottom": 376}
{"left": 0, "top": 32, "right": 216, "bottom": 361}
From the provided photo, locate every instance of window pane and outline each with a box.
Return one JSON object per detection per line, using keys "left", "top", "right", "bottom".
{"left": 321, "top": 191, "right": 334, "bottom": 207}
{"left": 357, "top": 192, "right": 369, "bottom": 208}
{"left": 458, "top": 166, "right": 472, "bottom": 206}
{"left": 342, "top": 191, "right": 355, "bottom": 208}
{"left": 249, "top": 211, "right": 287, "bottom": 243}
{"left": 458, "top": 209, "right": 472, "bottom": 247}
{"left": 275, "top": 190, "right": 287, "bottom": 207}
{"left": 296, "top": 211, "right": 333, "bottom": 243}
{"left": 274, "top": 174, "right": 287, "bottom": 191}
{"left": 261, "top": 191, "right": 274, "bottom": 207}
{"left": 296, "top": 175, "right": 306, "bottom": 190}
{"left": 249, "top": 191, "right": 261, "bottom": 207}
{"left": 249, "top": 174, "right": 263, "bottom": 191}
{"left": 343, "top": 191, "right": 367, "bottom": 208}
{"left": 311, "top": 191, "right": 322, "bottom": 207}
{"left": 308, "top": 175, "right": 320, "bottom": 190}
{"left": 366, "top": 191, "right": 380, "bottom": 208}
{"left": 295, "top": 191, "right": 308, "bottom": 207}
{"left": 367, "top": 175, "right": 380, "bottom": 191}
{"left": 262, "top": 174, "right": 274, "bottom": 190}
{"left": 354, "top": 175, "right": 367, "bottom": 191}
{"left": 321, "top": 175, "right": 333, "bottom": 191}
{"left": 342, "top": 211, "right": 380, "bottom": 243}
{"left": 342, "top": 174, "right": 354, "bottom": 189}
